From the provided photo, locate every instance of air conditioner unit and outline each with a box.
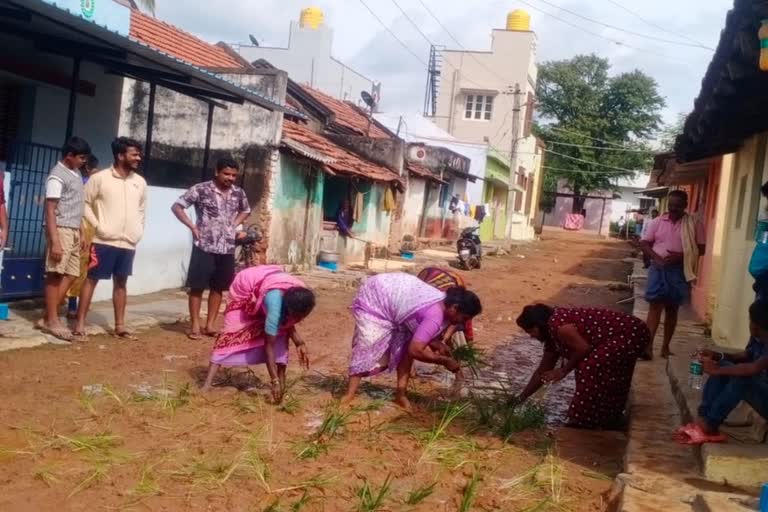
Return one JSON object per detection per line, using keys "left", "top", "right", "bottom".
{"left": 408, "top": 146, "right": 427, "bottom": 162}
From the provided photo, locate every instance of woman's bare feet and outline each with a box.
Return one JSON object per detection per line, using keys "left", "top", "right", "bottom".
{"left": 393, "top": 392, "right": 412, "bottom": 411}
{"left": 661, "top": 347, "right": 675, "bottom": 359}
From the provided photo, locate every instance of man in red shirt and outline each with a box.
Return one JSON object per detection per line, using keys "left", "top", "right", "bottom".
{"left": 640, "top": 190, "right": 706, "bottom": 359}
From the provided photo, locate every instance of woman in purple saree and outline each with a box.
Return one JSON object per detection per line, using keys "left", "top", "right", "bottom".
{"left": 341, "top": 272, "right": 482, "bottom": 409}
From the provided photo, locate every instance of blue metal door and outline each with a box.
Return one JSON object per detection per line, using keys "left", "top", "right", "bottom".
{"left": 1, "top": 141, "right": 58, "bottom": 300}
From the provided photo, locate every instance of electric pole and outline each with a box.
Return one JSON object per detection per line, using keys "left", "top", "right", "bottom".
{"left": 506, "top": 83, "right": 523, "bottom": 240}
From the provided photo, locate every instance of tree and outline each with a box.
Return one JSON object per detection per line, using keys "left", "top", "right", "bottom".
{"left": 535, "top": 54, "right": 664, "bottom": 212}
{"left": 657, "top": 112, "right": 687, "bottom": 152}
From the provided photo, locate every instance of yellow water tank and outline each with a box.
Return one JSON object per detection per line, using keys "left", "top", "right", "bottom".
{"left": 300, "top": 7, "right": 324, "bottom": 29}
{"left": 506, "top": 9, "right": 531, "bottom": 31}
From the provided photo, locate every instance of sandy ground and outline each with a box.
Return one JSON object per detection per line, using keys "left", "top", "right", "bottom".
{"left": 0, "top": 231, "right": 636, "bottom": 511}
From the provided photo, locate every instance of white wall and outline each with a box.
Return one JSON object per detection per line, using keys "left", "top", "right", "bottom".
{"left": 610, "top": 186, "right": 642, "bottom": 222}
{"left": 91, "top": 186, "right": 194, "bottom": 301}
{"left": 403, "top": 176, "right": 426, "bottom": 237}
{"left": 236, "top": 21, "right": 374, "bottom": 104}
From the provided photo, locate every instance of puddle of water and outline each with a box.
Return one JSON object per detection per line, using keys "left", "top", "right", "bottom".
{"left": 473, "top": 334, "right": 575, "bottom": 425}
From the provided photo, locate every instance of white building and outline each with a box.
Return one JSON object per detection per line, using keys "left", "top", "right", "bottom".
{"left": 611, "top": 173, "right": 655, "bottom": 222}
{"left": 234, "top": 7, "right": 377, "bottom": 106}
{"left": 428, "top": 9, "right": 540, "bottom": 240}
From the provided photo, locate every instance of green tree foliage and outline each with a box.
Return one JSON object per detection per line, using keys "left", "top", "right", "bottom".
{"left": 657, "top": 112, "right": 688, "bottom": 152}
{"left": 535, "top": 54, "right": 664, "bottom": 212}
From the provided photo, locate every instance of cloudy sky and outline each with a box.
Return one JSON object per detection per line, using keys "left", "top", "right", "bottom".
{"left": 155, "top": 0, "right": 733, "bottom": 125}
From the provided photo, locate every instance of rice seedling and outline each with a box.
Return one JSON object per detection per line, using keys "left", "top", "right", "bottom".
{"left": 452, "top": 345, "right": 488, "bottom": 377}
{"left": 68, "top": 458, "right": 113, "bottom": 498}
{"left": 170, "top": 455, "right": 232, "bottom": 490}
{"left": 33, "top": 465, "right": 60, "bottom": 487}
{"left": 263, "top": 498, "right": 282, "bottom": 512}
{"left": 417, "top": 402, "right": 468, "bottom": 465}
{"left": 355, "top": 473, "right": 393, "bottom": 512}
{"left": 233, "top": 394, "right": 262, "bottom": 414}
{"left": 499, "top": 451, "right": 566, "bottom": 508}
{"left": 271, "top": 473, "right": 338, "bottom": 494}
{"left": 403, "top": 481, "right": 437, "bottom": 505}
{"left": 278, "top": 395, "right": 301, "bottom": 415}
{"left": 130, "top": 463, "right": 162, "bottom": 497}
{"left": 495, "top": 402, "right": 547, "bottom": 440}
{"left": 459, "top": 471, "right": 481, "bottom": 512}
{"left": 162, "top": 383, "right": 191, "bottom": 414}
{"left": 221, "top": 433, "right": 271, "bottom": 491}
{"left": 291, "top": 491, "right": 312, "bottom": 511}
{"left": 56, "top": 432, "right": 122, "bottom": 455}
{"left": 294, "top": 440, "right": 328, "bottom": 460}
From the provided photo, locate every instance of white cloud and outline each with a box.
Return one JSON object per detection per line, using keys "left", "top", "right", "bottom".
{"left": 155, "top": 0, "right": 733, "bottom": 124}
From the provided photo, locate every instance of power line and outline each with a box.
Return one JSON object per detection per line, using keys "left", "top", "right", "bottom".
{"left": 543, "top": 165, "right": 641, "bottom": 176}
{"left": 413, "top": 0, "right": 512, "bottom": 86}
{"left": 529, "top": 0, "right": 713, "bottom": 50}
{"left": 603, "top": 0, "right": 713, "bottom": 50}
{"left": 545, "top": 148, "right": 643, "bottom": 172}
{"left": 387, "top": 0, "right": 504, "bottom": 89}
{"left": 516, "top": 0, "right": 691, "bottom": 64}
{"left": 356, "top": 0, "right": 428, "bottom": 67}
{"left": 548, "top": 127, "right": 636, "bottom": 148}
{"left": 544, "top": 140, "right": 652, "bottom": 153}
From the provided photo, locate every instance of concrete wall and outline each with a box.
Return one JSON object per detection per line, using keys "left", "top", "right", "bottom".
{"left": 91, "top": 186, "right": 195, "bottom": 302}
{"left": 691, "top": 158, "right": 729, "bottom": 323}
{"left": 266, "top": 153, "right": 324, "bottom": 268}
{"left": 236, "top": 21, "right": 374, "bottom": 104}
{"left": 712, "top": 135, "right": 768, "bottom": 348}
{"left": 544, "top": 195, "right": 612, "bottom": 237}
{"left": 403, "top": 176, "right": 426, "bottom": 238}
{"left": 432, "top": 29, "right": 536, "bottom": 153}
{"left": 117, "top": 70, "right": 287, "bottom": 296}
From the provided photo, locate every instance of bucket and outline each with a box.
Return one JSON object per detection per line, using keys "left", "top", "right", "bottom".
{"left": 318, "top": 261, "right": 338, "bottom": 272}
{"left": 0, "top": 303, "right": 9, "bottom": 321}
{"left": 400, "top": 251, "right": 415, "bottom": 260}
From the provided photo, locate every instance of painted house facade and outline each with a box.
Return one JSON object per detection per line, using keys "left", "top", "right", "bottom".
{"left": 0, "top": 0, "right": 293, "bottom": 301}
{"left": 674, "top": 0, "right": 768, "bottom": 349}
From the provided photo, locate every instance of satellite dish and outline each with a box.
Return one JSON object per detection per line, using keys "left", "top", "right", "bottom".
{"left": 249, "top": 34, "right": 259, "bottom": 46}
{"left": 361, "top": 91, "right": 376, "bottom": 109}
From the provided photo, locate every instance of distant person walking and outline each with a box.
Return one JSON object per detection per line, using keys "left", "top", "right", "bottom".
{"left": 40, "top": 137, "right": 91, "bottom": 341}
{"left": 172, "top": 157, "right": 251, "bottom": 340}
{"left": 65, "top": 154, "right": 99, "bottom": 320}
{"left": 640, "top": 191, "right": 705, "bottom": 359}
{"left": 73, "top": 137, "right": 147, "bottom": 340}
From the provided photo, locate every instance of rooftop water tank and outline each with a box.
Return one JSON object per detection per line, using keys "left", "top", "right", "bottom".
{"left": 300, "top": 7, "right": 325, "bottom": 29}
{"left": 506, "top": 9, "right": 531, "bottom": 31}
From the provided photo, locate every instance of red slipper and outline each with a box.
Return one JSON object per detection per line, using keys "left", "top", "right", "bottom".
{"left": 675, "top": 424, "right": 727, "bottom": 445}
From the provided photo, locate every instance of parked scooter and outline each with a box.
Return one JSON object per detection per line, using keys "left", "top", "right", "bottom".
{"left": 457, "top": 226, "right": 482, "bottom": 270}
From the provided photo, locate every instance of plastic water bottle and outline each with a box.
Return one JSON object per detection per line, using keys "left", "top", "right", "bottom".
{"left": 760, "top": 483, "right": 768, "bottom": 512}
{"left": 689, "top": 357, "right": 704, "bottom": 390}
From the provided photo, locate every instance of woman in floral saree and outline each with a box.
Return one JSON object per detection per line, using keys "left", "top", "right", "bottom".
{"left": 202, "top": 265, "right": 316, "bottom": 403}
{"left": 340, "top": 272, "right": 482, "bottom": 409}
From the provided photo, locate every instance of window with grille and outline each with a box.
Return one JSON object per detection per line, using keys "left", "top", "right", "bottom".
{"left": 464, "top": 94, "right": 493, "bottom": 121}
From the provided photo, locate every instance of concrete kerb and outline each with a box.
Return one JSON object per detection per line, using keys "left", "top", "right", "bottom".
{"left": 616, "top": 260, "right": 757, "bottom": 511}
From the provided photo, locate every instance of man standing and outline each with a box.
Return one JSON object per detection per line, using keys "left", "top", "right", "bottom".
{"left": 73, "top": 137, "right": 147, "bottom": 340}
{"left": 41, "top": 137, "right": 91, "bottom": 341}
{"left": 172, "top": 157, "right": 250, "bottom": 339}
{"left": 640, "top": 191, "right": 705, "bottom": 359}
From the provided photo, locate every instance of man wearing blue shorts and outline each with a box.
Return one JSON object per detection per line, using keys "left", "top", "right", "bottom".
{"left": 74, "top": 137, "right": 147, "bottom": 340}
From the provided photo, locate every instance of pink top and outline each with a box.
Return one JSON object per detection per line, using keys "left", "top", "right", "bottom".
{"left": 641, "top": 213, "right": 705, "bottom": 258}
{"left": 407, "top": 303, "right": 445, "bottom": 343}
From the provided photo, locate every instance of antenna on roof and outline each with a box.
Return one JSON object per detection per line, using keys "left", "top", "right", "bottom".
{"left": 248, "top": 34, "right": 259, "bottom": 47}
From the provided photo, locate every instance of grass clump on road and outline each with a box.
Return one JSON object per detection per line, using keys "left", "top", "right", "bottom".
{"left": 355, "top": 473, "right": 393, "bottom": 512}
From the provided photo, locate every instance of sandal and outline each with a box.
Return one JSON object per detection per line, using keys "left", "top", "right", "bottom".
{"left": 675, "top": 423, "right": 727, "bottom": 445}
{"left": 39, "top": 325, "right": 74, "bottom": 342}
{"left": 187, "top": 331, "right": 203, "bottom": 341}
{"left": 114, "top": 330, "right": 139, "bottom": 341}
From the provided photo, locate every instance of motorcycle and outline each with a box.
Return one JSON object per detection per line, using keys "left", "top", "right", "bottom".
{"left": 234, "top": 224, "right": 262, "bottom": 271}
{"left": 457, "top": 226, "right": 482, "bottom": 270}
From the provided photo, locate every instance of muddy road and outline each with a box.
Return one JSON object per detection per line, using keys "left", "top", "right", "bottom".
{"left": 0, "top": 231, "right": 635, "bottom": 511}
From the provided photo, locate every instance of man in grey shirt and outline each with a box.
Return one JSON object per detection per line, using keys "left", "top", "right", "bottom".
{"left": 41, "top": 137, "right": 90, "bottom": 341}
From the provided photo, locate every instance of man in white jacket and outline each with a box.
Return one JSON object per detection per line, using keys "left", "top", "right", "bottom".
{"left": 73, "top": 137, "right": 147, "bottom": 340}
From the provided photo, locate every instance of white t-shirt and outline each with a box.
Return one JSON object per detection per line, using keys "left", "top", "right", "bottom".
{"left": 46, "top": 163, "right": 81, "bottom": 199}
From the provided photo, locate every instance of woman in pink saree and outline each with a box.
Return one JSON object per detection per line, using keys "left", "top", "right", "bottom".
{"left": 340, "top": 272, "right": 482, "bottom": 409}
{"left": 202, "top": 265, "right": 316, "bottom": 403}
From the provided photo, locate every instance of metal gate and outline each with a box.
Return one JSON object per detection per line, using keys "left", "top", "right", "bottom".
{"left": 1, "top": 141, "right": 58, "bottom": 299}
